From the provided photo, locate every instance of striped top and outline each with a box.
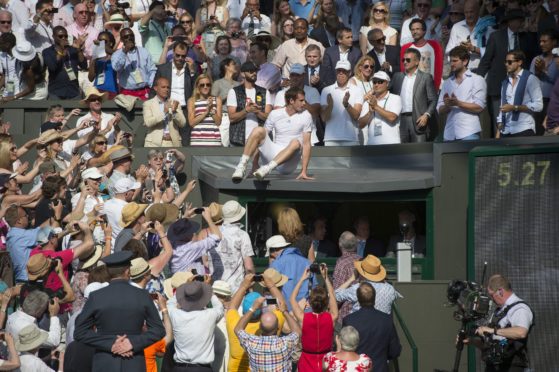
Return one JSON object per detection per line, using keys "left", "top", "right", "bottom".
{"left": 190, "top": 98, "right": 222, "bottom": 147}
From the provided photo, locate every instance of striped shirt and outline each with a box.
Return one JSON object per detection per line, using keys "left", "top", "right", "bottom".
{"left": 190, "top": 98, "right": 222, "bottom": 146}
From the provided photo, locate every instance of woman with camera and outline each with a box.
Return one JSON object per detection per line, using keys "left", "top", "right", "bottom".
{"left": 290, "top": 264, "right": 338, "bottom": 372}
{"left": 195, "top": 0, "right": 229, "bottom": 56}
{"left": 88, "top": 31, "right": 119, "bottom": 98}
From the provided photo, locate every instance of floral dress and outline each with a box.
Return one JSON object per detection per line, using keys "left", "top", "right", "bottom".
{"left": 323, "top": 352, "right": 372, "bottom": 372}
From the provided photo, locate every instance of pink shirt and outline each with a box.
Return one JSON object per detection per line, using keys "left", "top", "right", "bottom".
{"left": 67, "top": 22, "right": 99, "bottom": 60}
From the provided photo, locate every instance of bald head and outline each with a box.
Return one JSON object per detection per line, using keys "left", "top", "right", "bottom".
{"left": 463, "top": 0, "right": 479, "bottom": 25}
{"left": 260, "top": 312, "right": 279, "bottom": 335}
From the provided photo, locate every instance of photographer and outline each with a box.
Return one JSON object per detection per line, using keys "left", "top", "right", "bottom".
{"left": 42, "top": 26, "right": 87, "bottom": 100}
{"left": 466, "top": 274, "right": 534, "bottom": 372}
{"left": 24, "top": 0, "right": 56, "bottom": 53}
{"left": 139, "top": 0, "right": 172, "bottom": 63}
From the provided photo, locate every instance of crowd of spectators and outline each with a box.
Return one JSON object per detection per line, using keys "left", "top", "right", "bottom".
{"left": 0, "top": 0, "right": 555, "bottom": 370}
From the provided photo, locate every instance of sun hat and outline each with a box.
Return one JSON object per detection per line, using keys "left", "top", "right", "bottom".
{"left": 222, "top": 200, "right": 245, "bottom": 224}
{"left": 208, "top": 202, "right": 223, "bottom": 224}
{"left": 109, "top": 147, "right": 134, "bottom": 163}
{"left": 250, "top": 31, "right": 281, "bottom": 50}
{"left": 15, "top": 324, "right": 49, "bottom": 352}
{"left": 262, "top": 268, "right": 288, "bottom": 288}
{"left": 145, "top": 203, "right": 179, "bottom": 225}
{"left": 103, "top": 13, "right": 126, "bottom": 28}
{"left": 163, "top": 271, "right": 194, "bottom": 299}
{"left": 167, "top": 218, "right": 200, "bottom": 247}
{"left": 81, "top": 167, "right": 104, "bottom": 180}
{"left": 38, "top": 129, "right": 63, "bottom": 145}
{"left": 354, "top": 254, "right": 386, "bottom": 282}
{"left": 175, "top": 281, "right": 212, "bottom": 312}
{"left": 212, "top": 280, "right": 232, "bottom": 297}
{"left": 79, "top": 86, "right": 108, "bottom": 106}
{"left": 114, "top": 94, "right": 138, "bottom": 112}
{"left": 242, "top": 292, "right": 262, "bottom": 319}
{"left": 26, "top": 254, "right": 52, "bottom": 281}
{"left": 99, "top": 145, "right": 127, "bottom": 165}
{"left": 113, "top": 178, "right": 141, "bottom": 194}
{"left": 265, "top": 235, "right": 291, "bottom": 257}
{"left": 130, "top": 257, "right": 152, "bottom": 280}
{"left": 79, "top": 245, "right": 103, "bottom": 270}
{"left": 12, "top": 41, "right": 36, "bottom": 62}
{"left": 119, "top": 202, "right": 148, "bottom": 228}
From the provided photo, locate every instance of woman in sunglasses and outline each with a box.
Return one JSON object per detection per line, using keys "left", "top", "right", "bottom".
{"left": 187, "top": 74, "right": 223, "bottom": 146}
{"left": 359, "top": 2, "right": 398, "bottom": 55}
{"left": 350, "top": 56, "right": 376, "bottom": 145}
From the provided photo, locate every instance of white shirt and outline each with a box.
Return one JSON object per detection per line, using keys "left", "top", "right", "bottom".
{"left": 24, "top": 20, "right": 53, "bottom": 53}
{"left": 359, "top": 92, "right": 402, "bottom": 145}
{"left": 492, "top": 293, "right": 533, "bottom": 341}
{"left": 498, "top": 69, "right": 543, "bottom": 135}
{"left": 437, "top": 70, "right": 487, "bottom": 140}
{"left": 401, "top": 71, "right": 418, "bottom": 113}
{"left": 71, "top": 192, "right": 105, "bottom": 242}
{"left": 320, "top": 82, "right": 363, "bottom": 142}
{"left": 507, "top": 27, "right": 519, "bottom": 51}
{"left": 339, "top": 47, "right": 349, "bottom": 63}
{"left": 227, "top": 87, "right": 272, "bottom": 139}
{"left": 6, "top": 0, "right": 30, "bottom": 35}
{"left": 77, "top": 112, "right": 117, "bottom": 145}
{"left": 17, "top": 353, "right": 55, "bottom": 372}
{"left": 170, "top": 63, "right": 186, "bottom": 106}
{"left": 103, "top": 197, "right": 127, "bottom": 250}
{"left": 6, "top": 310, "right": 61, "bottom": 349}
{"left": 445, "top": 19, "right": 494, "bottom": 69}
{"left": 274, "top": 85, "right": 320, "bottom": 108}
{"left": 0, "top": 52, "right": 21, "bottom": 97}
{"left": 401, "top": 15, "right": 441, "bottom": 45}
{"left": 227, "top": 0, "right": 247, "bottom": 19}
{"left": 264, "top": 107, "right": 313, "bottom": 146}
{"left": 168, "top": 295, "right": 224, "bottom": 365}
{"left": 241, "top": 14, "right": 271, "bottom": 35}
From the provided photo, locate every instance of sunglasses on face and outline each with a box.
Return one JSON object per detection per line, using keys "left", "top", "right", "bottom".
{"left": 77, "top": 10, "right": 88, "bottom": 14}
{"left": 88, "top": 97, "right": 102, "bottom": 102}
{"left": 96, "top": 141, "right": 107, "bottom": 145}
{"left": 198, "top": 83, "right": 211, "bottom": 87}
{"left": 449, "top": 12, "right": 463, "bottom": 16}
{"left": 505, "top": 59, "right": 518, "bottom": 65}
{"left": 362, "top": 64, "right": 374, "bottom": 69}
{"left": 181, "top": 19, "right": 193, "bottom": 24}
{"left": 174, "top": 53, "right": 187, "bottom": 59}
{"left": 402, "top": 57, "right": 413, "bottom": 63}
{"left": 374, "top": 36, "right": 386, "bottom": 43}
{"left": 0, "top": 20, "right": 12, "bottom": 25}
{"left": 373, "top": 8, "right": 387, "bottom": 13}
{"left": 373, "top": 79, "right": 386, "bottom": 84}
{"left": 121, "top": 34, "right": 134, "bottom": 40}
{"left": 9, "top": 146, "right": 17, "bottom": 152}
{"left": 56, "top": 34, "right": 68, "bottom": 39}
{"left": 417, "top": 3, "right": 430, "bottom": 8}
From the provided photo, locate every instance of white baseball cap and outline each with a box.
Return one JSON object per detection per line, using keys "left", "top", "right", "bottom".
{"left": 113, "top": 178, "right": 141, "bottom": 194}
{"left": 373, "top": 71, "right": 391, "bottom": 82}
{"left": 81, "top": 167, "right": 104, "bottom": 180}
{"left": 335, "top": 60, "right": 352, "bottom": 71}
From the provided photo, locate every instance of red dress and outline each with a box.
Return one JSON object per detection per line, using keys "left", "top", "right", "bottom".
{"left": 297, "top": 312, "right": 334, "bottom": 371}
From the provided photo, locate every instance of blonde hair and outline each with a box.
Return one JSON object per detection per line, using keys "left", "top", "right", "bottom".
{"left": 353, "top": 55, "right": 375, "bottom": 82}
{"left": 89, "top": 134, "right": 107, "bottom": 153}
{"left": 192, "top": 74, "right": 213, "bottom": 101}
{"left": 277, "top": 207, "right": 304, "bottom": 242}
{"left": 367, "top": 1, "right": 391, "bottom": 27}
{"left": 0, "top": 141, "right": 12, "bottom": 170}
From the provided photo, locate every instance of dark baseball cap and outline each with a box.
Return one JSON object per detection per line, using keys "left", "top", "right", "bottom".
{"left": 240, "top": 62, "right": 259, "bottom": 72}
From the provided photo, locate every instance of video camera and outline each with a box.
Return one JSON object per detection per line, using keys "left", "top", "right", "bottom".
{"left": 447, "top": 279, "right": 491, "bottom": 322}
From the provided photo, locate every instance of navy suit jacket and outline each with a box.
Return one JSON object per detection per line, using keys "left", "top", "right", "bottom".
{"left": 368, "top": 45, "right": 401, "bottom": 76}
{"left": 320, "top": 45, "right": 362, "bottom": 86}
{"left": 309, "top": 26, "right": 336, "bottom": 49}
{"left": 343, "top": 307, "right": 402, "bottom": 372}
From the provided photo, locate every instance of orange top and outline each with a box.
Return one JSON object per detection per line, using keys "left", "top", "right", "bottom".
{"left": 144, "top": 338, "right": 166, "bottom": 372}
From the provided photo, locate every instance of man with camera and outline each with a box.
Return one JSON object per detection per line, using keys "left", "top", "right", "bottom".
{"left": 24, "top": 0, "right": 55, "bottom": 52}
{"left": 140, "top": 0, "right": 172, "bottom": 63}
{"left": 465, "top": 274, "right": 534, "bottom": 372}
{"left": 240, "top": 0, "right": 271, "bottom": 37}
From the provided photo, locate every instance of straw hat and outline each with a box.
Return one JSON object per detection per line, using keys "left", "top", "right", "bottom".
{"left": 212, "top": 280, "right": 232, "bottom": 297}
{"left": 79, "top": 245, "right": 103, "bottom": 270}
{"left": 222, "top": 201, "right": 245, "bottom": 224}
{"left": 119, "top": 202, "right": 148, "bottom": 228}
{"left": 26, "top": 254, "right": 52, "bottom": 281}
{"left": 99, "top": 145, "right": 127, "bottom": 165}
{"left": 145, "top": 203, "right": 179, "bottom": 225}
{"left": 15, "top": 324, "right": 49, "bottom": 352}
{"left": 80, "top": 86, "right": 108, "bottom": 106}
{"left": 265, "top": 235, "right": 291, "bottom": 257}
{"left": 38, "top": 129, "right": 63, "bottom": 145}
{"left": 263, "top": 268, "right": 288, "bottom": 288}
{"left": 163, "top": 271, "right": 194, "bottom": 299}
{"left": 130, "top": 258, "right": 152, "bottom": 280}
{"left": 354, "top": 255, "right": 386, "bottom": 282}
{"left": 104, "top": 13, "right": 126, "bottom": 28}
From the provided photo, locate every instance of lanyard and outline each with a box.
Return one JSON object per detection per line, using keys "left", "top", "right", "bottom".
{"left": 3, "top": 56, "right": 9, "bottom": 80}
{"left": 361, "top": 80, "right": 372, "bottom": 95}
{"left": 373, "top": 94, "right": 390, "bottom": 123}
{"left": 124, "top": 48, "right": 141, "bottom": 69}
{"left": 151, "top": 20, "right": 167, "bottom": 43}
{"left": 39, "top": 23, "right": 53, "bottom": 44}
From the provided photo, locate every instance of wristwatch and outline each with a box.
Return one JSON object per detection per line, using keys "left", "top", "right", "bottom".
{"left": 514, "top": 105, "right": 519, "bottom": 112}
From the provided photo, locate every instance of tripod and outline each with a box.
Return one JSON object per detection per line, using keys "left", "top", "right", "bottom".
{"left": 434, "top": 320, "right": 469, "bottom": 372}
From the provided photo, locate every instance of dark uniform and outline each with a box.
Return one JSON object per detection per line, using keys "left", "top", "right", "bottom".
{"left": 74, "top": 252, "right": 165, "bottom": 372}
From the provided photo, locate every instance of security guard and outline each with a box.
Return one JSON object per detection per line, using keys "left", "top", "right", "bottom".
{"left": 74, "top": 251, "right": 165, "bottom": 371}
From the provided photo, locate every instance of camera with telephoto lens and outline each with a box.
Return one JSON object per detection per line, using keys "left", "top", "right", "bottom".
{"left": 447, "top": 280, "right": 491, "bottom": 322}
{"left": 116, "top": 1, "right": 130, "bottom": 9}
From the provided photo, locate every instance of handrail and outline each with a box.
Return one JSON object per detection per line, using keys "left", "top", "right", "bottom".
{"left": 393, "top": 303, "right": 419, "bottom": 372}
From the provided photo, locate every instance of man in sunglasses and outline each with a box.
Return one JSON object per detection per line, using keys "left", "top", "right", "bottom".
{"left": 76, "top": 87, "right": 122, "bottom": 147}
{"left": 67, "top": 2, "right": 98, "bottom": 62}
{"left": 495, "top": 50, "right": 542, "bottom": 138}
{"left": 400, "top": 0, "right": 441, "bottom": 45}
{"left": 42, "top": 25, "right": 87, "bottom": 99}
{"left": 367, "top": 28, "right": 400, "bottom": 76}
{"left": 0, "top": 10, "right": 13, "bottom": 36}
{"left": 24, "top": 0, "right": 56, "bottom": 53}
